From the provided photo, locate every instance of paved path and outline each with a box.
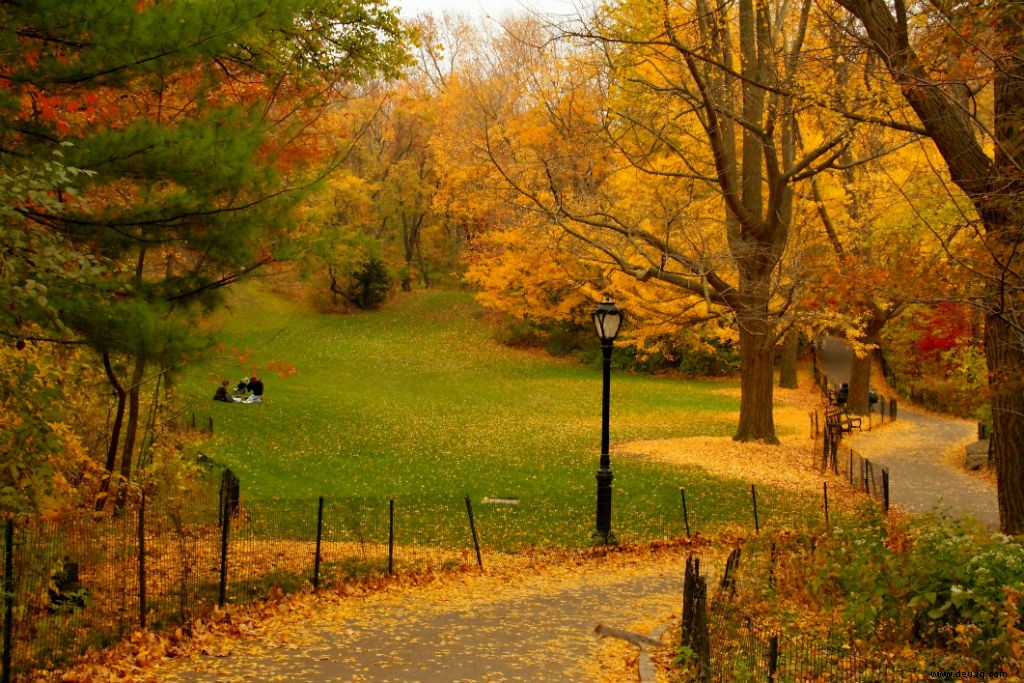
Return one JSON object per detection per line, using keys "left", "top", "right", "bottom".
{"left": 153, "top": 551, "right": 687, "bottom": 683}
{"left": 819, "top": 337, "right": 999, "bottom": 529}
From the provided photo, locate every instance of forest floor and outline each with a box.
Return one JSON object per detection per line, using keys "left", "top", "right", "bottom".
{"left": 49, "top": 377, "right": 994, "bottom": 683}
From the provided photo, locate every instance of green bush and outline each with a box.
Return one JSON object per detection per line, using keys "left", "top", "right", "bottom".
{"left": 346, "top": 257, "right": 392, "bottom": 310}
{"left": 812, "top": 505, "right": 1024, "bottom": 672}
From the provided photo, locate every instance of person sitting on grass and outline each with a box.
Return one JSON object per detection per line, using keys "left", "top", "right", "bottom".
{"left": 213, "top": 380, "right": 233, "bottom": 402}
{"left": 243, "top": 375, "right": 264, "bottom": 403}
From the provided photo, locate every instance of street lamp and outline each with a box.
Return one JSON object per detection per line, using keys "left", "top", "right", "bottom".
{"left": 592, "top": 300, "right": 622, "bottom": 544}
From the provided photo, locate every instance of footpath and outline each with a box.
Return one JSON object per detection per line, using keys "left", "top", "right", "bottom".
{"left": 819, "top": 336, "right": 999, "bottom": 529}
{"left": 148, "top": 549, "right": 687, "bottom": 683}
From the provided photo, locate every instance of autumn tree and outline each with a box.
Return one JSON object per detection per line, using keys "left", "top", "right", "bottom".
{"left": 0, "top": 0, "right": 411, "bottom": 510}
{"left": 439, "top": 1, "right": 873, "bottom": 442}
{"left": 832, "top": 0, "right": 1024, "bottom": 533}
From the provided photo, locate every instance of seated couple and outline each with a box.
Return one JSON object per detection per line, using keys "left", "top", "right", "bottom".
{"left": 214, "top": 376, "right": 264, "bottom": 403}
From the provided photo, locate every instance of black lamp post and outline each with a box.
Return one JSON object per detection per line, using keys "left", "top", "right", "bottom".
{"left": 592, "top": 300, "right": 622, "bottom": 544}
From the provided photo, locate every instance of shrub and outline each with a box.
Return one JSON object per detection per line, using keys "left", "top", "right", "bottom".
{"left": 345, "top": 257, "right": 392, "bottom": 310}
{"left": 812, "top": 505, "right": 1024, "bottom": 672}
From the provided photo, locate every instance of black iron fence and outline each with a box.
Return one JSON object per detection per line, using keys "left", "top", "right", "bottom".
{"left": 681, "top": 542, "right": 909, "bottom": 682}
{"left": 0, "top": 463, "right": 872, "bottom": 683}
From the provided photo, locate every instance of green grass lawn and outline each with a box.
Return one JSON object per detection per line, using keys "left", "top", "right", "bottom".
{"left": 177, "top": 287, "right": 814, "bottom": 546}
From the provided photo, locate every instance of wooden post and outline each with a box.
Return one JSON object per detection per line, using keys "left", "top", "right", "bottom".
{"left": 823, "top": 482, "right": 829, "bottom": 528}
{"left": 218, "top": 496, "right": 230, "bottom": 607}
{"left": 138, "top": 492, "right": 147, "bottom": 629}
{"left": 680, "top": 487, "right": 691, "bottom": 538}
{"left": 2, "top": 519, "right": 13, "bottom": 683}
{"left": 767, "top": 635, "right": 780, "bottom": 683}
{"left": 751, "top": 484, "right": 760, "bottom": 534}
{"left": 388, "top": 499, "right": 395, "bottom": 575}
{"left": 882, "top": 469, "right": 890, "bottom": 512}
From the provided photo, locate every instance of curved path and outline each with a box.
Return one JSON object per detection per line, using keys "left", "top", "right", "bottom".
{"left": 819, "top": 337, "right": 999, "bottom": 529}
{"left": 150, "top": 551, "right": 686, "bottom": 683}
{"left": 133, "top": 344, "right": 1000, "bottom": 683}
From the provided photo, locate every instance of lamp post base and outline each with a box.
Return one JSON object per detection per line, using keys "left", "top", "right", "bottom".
{"left": 594, "top": 467, "right": 615, "bottom": 545}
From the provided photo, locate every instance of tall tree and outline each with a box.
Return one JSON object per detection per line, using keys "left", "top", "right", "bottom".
{"left": 439, "top": 1, "right": 862, "bottom": 442}
{"left": 833, "top": 0, "right": 1024, "bottom": 533}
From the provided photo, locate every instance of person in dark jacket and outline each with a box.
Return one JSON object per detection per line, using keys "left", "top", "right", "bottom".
{"left": 244, "top": 376, "right": 264, "bottom": 403}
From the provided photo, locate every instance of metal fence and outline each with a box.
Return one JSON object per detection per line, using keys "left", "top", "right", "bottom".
{"left": 681, "top": 541, "right": 911, "bottom": 683}
{"left": 1, "top": 465, "right": 866, "bottom": 682}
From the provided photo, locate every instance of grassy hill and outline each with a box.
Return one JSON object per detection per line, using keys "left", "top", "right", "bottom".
{"left": 176, "top": 286, "right": 807, "bottom": 542}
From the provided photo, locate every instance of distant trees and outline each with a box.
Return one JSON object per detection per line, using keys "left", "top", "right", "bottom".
{"left": 434, "top": 1, "right": 902, "bottom": 443}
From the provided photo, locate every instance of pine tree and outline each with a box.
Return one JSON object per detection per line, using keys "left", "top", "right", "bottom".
{"left": 0, "top": 0, "right": 412, "bottom": 510}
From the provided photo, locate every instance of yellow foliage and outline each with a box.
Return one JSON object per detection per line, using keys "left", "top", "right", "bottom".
{"left": 0, "top": 338, "right": 99, "bottom": 514}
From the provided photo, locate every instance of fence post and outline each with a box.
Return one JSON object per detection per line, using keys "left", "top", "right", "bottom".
{"left": 218, "top": 468, "right": 240, "bottom": 527}
{"left": 138, "top": 493, "right": 147, "bottom": 629}
{"left": 682, "top": 554, "right": 710, "bottom": 680}
{"left": 3, "top": 519, "right": 13, "bottom": 683}
{"left": 750, "top": 485, "right": 760, "bottom": 534}
{"left": 767, "top": 634, "right": 780, "bottom": 683}
{"left": 464, "top": 496, "right": 483, "bottom": 570}
{"left": 882, "top": 469, "right": 890, "bottom": 512}
{"left": 679, "top": 487, "right": 691, "bottom": 538}
{"left": 313, "top": 497, "right": 324, "bottom": 591}
{"left": 823, "top": 482, "right": 829, "bottom": 528}
{"left": 388, "top": 499, "right": 395, "bottom": 575}
{"left": 696, "top": 579, "right": 710, "bottom": 683}
{"left": 218, "top": 497, "right": 230, "bottom": 607}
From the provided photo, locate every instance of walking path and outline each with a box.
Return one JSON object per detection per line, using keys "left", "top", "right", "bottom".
{"left": 149, "top": 550, "right": 688, "bottom": 683}
{"left": 819, "top": 336, "right": 999, "bottom": 529}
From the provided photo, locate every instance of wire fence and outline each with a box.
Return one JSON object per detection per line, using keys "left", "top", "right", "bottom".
{"left": 681, "top": 538, "right": 911, "bottom": 683}
{"left": 0, "top": 461, "right": 870, "bottom": 683}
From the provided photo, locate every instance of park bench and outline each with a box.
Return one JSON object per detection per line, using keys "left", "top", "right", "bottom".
{"left": 825, "top": 406, "right": 862, "bottom": 434}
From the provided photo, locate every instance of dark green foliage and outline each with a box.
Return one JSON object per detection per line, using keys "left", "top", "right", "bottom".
{"left": 675, "top": 338, "right": 741, "bottom": 377}
{"left": 346, "top": 257, "right": 393, "bottom": 309}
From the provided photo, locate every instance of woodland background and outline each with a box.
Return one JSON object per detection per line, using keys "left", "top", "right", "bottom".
{"left": 0, "top": 0, "right": 1021, "bottom": 529}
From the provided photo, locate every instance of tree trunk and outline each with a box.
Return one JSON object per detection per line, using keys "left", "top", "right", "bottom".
{"left": 834, "top": 0, "right": 1024, "bottom": 534}
{"left": 986, "top": 314, "right": 1024, "bottom": 534}
{"left": 97, "top": 352, "right": 127, "bottom": 512}
{"left": 847, "top": 317, "right": 885, "bottom": 414}
{"left": 846, "top": 352, "right": 871, "bottom": 415}
{"left": 778, "top": 329, "right": 798, "bottom": 389}
{"left": 726, "top": 271, "right": 783, "bottom": 444}
{"left": 736, "top": 326, "right": 778, "bottom": 443}
{"left": 115, "top": 352, "right": 146, "bottom": 511}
